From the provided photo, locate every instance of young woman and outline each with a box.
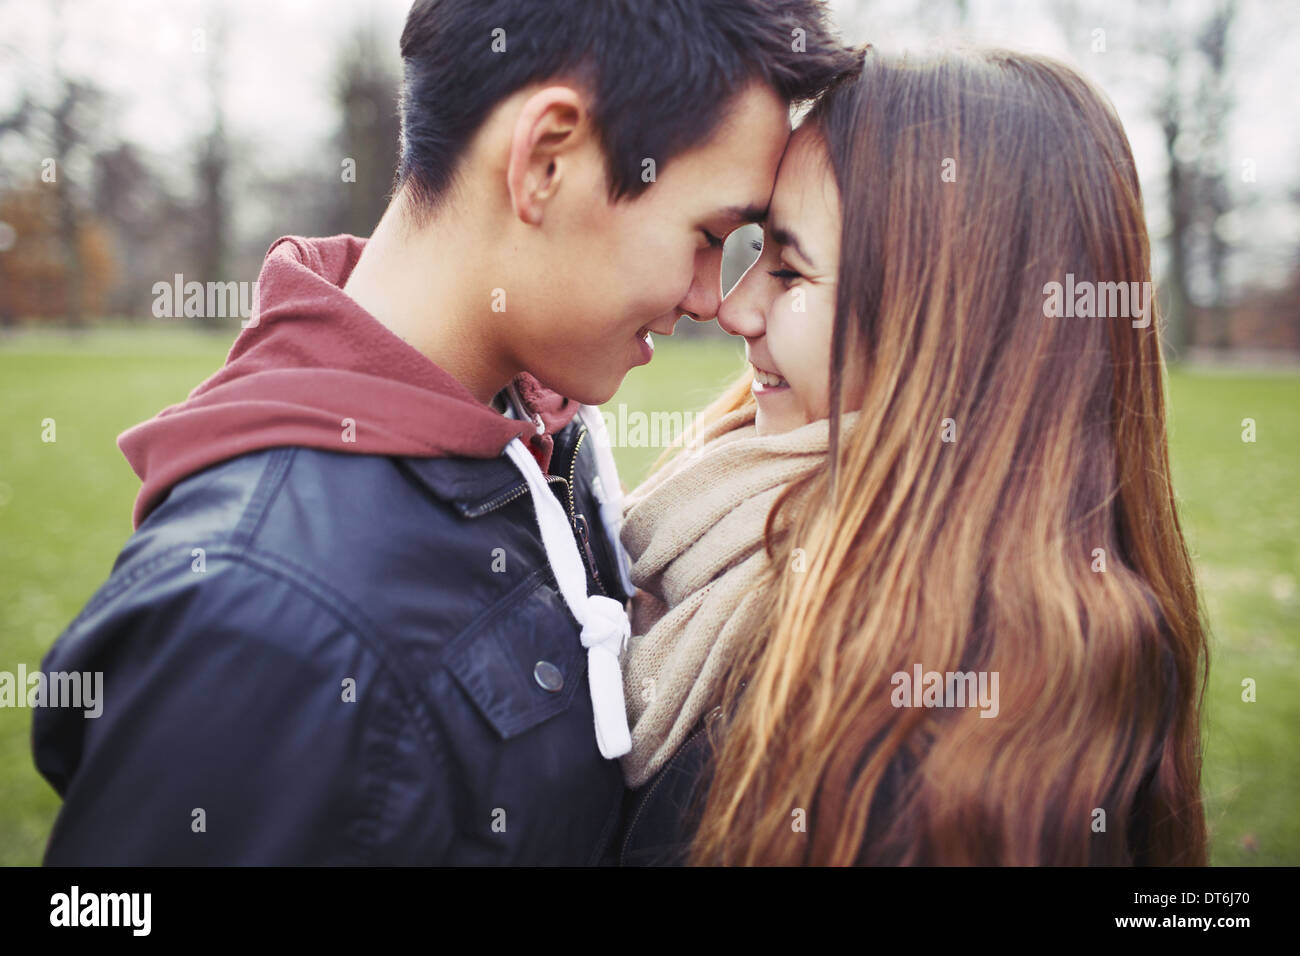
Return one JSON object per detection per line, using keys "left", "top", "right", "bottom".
{"left": 615, "top": 46, "right": 1209, "bottom": 866}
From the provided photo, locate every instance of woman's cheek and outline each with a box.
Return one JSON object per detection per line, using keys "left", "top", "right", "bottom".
{"left": 766, "top": 301, "right": 806, "bottom": 408}
{"left": 781, "top": 289, "right": 834, "bottom": 422}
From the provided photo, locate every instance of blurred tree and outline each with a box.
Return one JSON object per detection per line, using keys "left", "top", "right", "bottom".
{"left": 48, "top": 78, "right": 105, "bottom": 326}
{"left": 1052, "top": 0, "right": 1241, "bottom": 358}
{"left": 328, "top": 20, "right": 402, "bottom": 237}
{"left": 0, "top": 95, "right": 30, "bottom": 142}
{"left": 191, "top": 13, "right": 233, "bottom": 331}
{"left": 1195, "top": 0, "right": 1237, "bottom": 349}
{"left": 0, "top": 14, "right": 33, "bottom": 194}
{"left": 1151, "top": 0, "right": 1239, "bottom": 354}
{"left": 0, "top": 182, "right": 116, "bottom": 322}
{"left": 0, "top": 0, "right": 114, "bottom": 325}
{"left": 1154, "top": 36, "right": 1194, "bottom": 357}
{"left": 91, "top": 142, "right": 192, "bottom": 318}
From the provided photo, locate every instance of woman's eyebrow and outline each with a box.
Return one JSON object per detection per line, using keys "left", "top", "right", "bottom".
{"left": 767, "top": 220, "right": 816, "bottom": 269}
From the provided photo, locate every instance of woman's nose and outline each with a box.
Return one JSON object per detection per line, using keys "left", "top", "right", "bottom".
{"left": 716, "top": 270, "right": 766, "bottom": 339}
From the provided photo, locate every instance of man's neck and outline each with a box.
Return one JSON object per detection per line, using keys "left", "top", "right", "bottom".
{"left": 341, "top": 201, "right": 514, "bottom": 406}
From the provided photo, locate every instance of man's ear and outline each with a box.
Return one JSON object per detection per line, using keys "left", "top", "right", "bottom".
{"left": 506, "top": 86, "right": 587, "bottom": 227}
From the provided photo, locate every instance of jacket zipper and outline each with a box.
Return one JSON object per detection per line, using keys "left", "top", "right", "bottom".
{"left": 472, "top": 474, "right": 568, "bottom": 516}
{"left": 566, "top": 427, "right": 585, "bottom": 517}
{"left": 475, "top": 423, "right": 607, "bottom": 595}
{"left": 620, "top": 705, "right": 723, "bottom": 865}
{"left": 566, "top": 428, "right": 607, "bottom": 594}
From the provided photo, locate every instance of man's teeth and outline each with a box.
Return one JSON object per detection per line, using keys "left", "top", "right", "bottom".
{"left": 754, "top": 367, "right": 788, "bottom": 387}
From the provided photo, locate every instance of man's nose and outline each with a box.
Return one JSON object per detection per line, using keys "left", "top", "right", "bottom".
{"left": 676, "top": 286, "right": 722, "bottom": 323}
{"left": 676, "top": 256, "right": 724, "bottom": 322}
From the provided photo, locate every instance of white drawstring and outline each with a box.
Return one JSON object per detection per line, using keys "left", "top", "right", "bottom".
{"left": 504, "top": 437, "right": 632, "bottom": 759}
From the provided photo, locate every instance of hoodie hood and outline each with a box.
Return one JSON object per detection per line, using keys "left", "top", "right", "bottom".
{"left": 119, "top": 234, "right": 578, "bottom": 528}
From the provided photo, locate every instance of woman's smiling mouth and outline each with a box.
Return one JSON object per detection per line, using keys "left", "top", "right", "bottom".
{"left": 751, "top": 361, "right": 789, "bottom": 392}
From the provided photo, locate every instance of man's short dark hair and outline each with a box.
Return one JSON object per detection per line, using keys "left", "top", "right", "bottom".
{"left": 395, "top": 0, "right": 859, "bottom": 223}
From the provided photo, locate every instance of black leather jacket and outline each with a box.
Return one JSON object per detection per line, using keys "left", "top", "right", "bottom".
{"left": 614, "top": 707, "right": 722, "bottom": 866}
{"left": 33, "top": 408, "right": 631, "bottom": 865}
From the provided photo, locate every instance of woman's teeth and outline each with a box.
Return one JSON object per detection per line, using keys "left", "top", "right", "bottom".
{"left": 753, "top": 367, "right": 788, "bottom": 388}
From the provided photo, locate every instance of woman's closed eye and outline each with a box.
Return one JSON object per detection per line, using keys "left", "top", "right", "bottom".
{"left": 752, "top": 239, "right": 803, "bottom": 283}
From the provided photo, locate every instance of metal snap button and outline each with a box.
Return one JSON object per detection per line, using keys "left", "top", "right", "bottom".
{"left": 533, "top": 661, "right": 564, "bottom": 693}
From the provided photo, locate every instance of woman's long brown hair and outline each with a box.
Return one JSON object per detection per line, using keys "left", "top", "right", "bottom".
{"left": 679, "top": 48, "right": 1208, "bottom": 865}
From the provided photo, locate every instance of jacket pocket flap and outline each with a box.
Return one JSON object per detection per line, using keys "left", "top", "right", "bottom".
{"left": 444, "top": 573, "right": 587, "bottom": 741}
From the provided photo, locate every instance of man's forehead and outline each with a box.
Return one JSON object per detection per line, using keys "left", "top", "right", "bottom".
{"left": 667, "top": 104, "right": 790, "bottom": 218}
{"left": 713, "top": 126, "right": 797, "bottom": 225}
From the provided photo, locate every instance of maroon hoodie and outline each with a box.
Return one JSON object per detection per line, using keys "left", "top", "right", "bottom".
{"left": 119, "top": 234, "right": 579, "bottom": 528}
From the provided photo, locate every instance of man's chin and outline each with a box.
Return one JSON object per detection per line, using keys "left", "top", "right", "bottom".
{"left": 533, "top": 371, "right": 625, "bottom": 410}
{"left": 567, "top": 382, "right": 622, "bottom": 408}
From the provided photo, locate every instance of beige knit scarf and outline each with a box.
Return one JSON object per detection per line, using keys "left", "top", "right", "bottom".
{"left": 618, "top": 402, "right": 857, "bottom": 788}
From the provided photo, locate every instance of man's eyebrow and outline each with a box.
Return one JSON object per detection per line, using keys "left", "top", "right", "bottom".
{"left": 716, "top": 204, "right": 768, "bottom": 226}
{"left": 768, "top": 220, "right": 815, "bottom": 269}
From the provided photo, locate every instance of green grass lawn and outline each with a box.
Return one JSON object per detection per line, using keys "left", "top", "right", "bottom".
{"left": 0, "top": 326, "right": 1295, "bottom": 865}
{"left": 1164, "top": 369, "right": 1300, "bottom": 865}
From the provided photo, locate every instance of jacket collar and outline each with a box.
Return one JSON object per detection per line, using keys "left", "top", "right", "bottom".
{"left": 397, "top": 455, "right": 526, "bottom": 516}
{"left": 397, "top": 386, "right": 584, "bottom": 517}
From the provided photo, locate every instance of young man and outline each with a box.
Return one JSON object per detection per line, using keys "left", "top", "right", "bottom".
{"left": 32, "top": 0, "right": 857, "bottom": 864}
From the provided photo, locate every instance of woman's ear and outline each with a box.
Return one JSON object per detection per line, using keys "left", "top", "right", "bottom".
{"left": 506, "top": 86, "right": 587, "bottom": 227}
